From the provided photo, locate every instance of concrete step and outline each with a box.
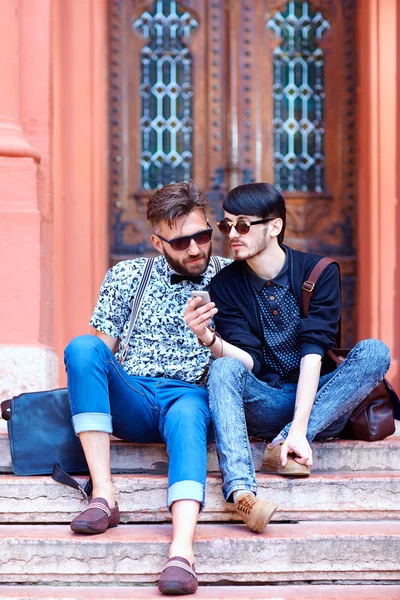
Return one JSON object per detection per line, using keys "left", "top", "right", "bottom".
{"left": 1, "top": 431, "right": 400, "bottom": 474}
{"left": 0, "top": 521, "right": 399, "bottom": 584}
{"left": 0, "top": 584, "right": 399, "bottom": 599}
{"left": 1, "top": 472, "right": 399, "bottom": 523}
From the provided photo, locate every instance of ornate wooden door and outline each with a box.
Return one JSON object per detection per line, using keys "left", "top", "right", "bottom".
{"left": 108, "top": 0, "right": 357, "bottom": 345}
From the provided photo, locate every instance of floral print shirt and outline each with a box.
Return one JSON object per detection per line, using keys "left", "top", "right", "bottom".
{"left": 90, "top": 255, "right": 230, "bottom": 383}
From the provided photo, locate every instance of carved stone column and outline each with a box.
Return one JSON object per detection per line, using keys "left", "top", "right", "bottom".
{"left": 0, "top": 0, "right": 40, "bottom": 160}
{"left": 0, "top": 0, "right": 58, "bottom": 403}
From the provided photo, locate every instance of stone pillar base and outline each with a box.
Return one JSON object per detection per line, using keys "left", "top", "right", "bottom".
{"left": 0, "top": 345, "right": 59, "bottom": 403}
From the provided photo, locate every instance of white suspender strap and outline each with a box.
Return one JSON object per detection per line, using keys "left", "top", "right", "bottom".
{"left": 119, "top": 257, "right": 155, "bottom": 365}
{"left": 211, "top": 255, "right": 222, "bottom": 274}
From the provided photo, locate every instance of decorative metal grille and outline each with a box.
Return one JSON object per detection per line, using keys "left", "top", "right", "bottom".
{"left": 133, "top": 1, "right": 198, "bottom": 190}
{"left": 267, "top": 1, "right": 330, "bottom": 192}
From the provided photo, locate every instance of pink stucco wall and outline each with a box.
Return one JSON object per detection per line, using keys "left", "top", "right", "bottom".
{"left": 0, "top": 0, "right": 398, "bottom": 397}
{"left": 0, "top": 0, "right": 108, "bottom": 395}
{"left": 357, "top": 0, "right": 400, "bottom": 390}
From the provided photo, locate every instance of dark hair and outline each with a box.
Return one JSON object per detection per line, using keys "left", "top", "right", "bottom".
{"left": 147, "top": 180, "right": 208, "bottom": 229}
{"left": 223, "top": 182, "right": 286, "bottom": 244}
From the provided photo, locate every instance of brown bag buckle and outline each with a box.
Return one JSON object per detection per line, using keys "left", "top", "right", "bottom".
{"left": 302, "top": 280, "right": 315, "bottom": 293}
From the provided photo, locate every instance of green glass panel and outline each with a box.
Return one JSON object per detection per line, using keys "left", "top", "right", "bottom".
{"left": 268, "top": 1, "right": 330, "bottom": 192}
{"left": 134, "top": 1, "right": 198, "bottom": 189}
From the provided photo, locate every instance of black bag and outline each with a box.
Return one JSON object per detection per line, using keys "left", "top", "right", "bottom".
{"left": 1, "top": 388, "right": 88, "bottom": 476}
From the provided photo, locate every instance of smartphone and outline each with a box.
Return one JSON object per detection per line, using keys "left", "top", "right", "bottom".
{"left": 190, "top": 290, "right": 211, "bottom": 307}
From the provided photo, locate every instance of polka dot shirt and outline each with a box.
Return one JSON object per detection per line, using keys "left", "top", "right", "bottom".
{"left": 247, "top": 253, "right": 302, "bottom": 383}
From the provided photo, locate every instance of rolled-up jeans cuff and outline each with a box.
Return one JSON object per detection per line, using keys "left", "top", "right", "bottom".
{"left": 278, "top": 426, "right": 290, "bottom": 440}
{"left": 167, "top": 480, "right": 205, "bottom": 511}
{"left": 72, "top": 412, "right": 112, "bottom": 435}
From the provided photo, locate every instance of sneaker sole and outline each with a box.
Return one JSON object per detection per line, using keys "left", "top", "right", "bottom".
{"left": 261, "top": 460, "right": 310, "bottom": 477}
{"left": 253, "top": 502, "right": 279, "bottom": 533}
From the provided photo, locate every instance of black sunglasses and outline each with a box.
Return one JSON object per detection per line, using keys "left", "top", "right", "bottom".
{"left": 216, "top": 217, "right": 275, "bottom": 235}
{"left": 155, "top": 227, "right": 213, "bottom": 252}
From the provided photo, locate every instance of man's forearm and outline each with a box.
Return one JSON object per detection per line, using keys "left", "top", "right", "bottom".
{"left": 291, "top": 353, "right": 322, "bottom": 435}
{"left": 183, "top": 298, "right": 254, "bottom": 370}
{"left": 199, "top": 327, "right": 254, "bottom": 371}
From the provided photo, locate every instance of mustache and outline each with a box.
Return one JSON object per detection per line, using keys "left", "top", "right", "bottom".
{"left": 184, "top": 253, "right": 207, "bottom": 262}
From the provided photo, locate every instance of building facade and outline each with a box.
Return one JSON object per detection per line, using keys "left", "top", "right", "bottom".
{"left": 0, "top": 0, "right": 399, "bottom": 397}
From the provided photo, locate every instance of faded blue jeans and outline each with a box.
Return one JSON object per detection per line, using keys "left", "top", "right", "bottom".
{"left": 64, "top": 335, "right": 212, "bottom": 509}
{"left": 207, "top": 339, "right": 390, "bottom": 501}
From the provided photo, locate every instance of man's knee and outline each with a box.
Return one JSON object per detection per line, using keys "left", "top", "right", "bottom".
{"left": 64, "top": 334, "right": 108, "bottom": 370}
{"left": 168, "top": 397, "right": 210, "bottom": 422}
{"left": 165, "top": 398, "right": 211, "bottom": 437}
{"left": 353, "top": 338, "right": 391, "bottom": 378}
{"left": 208, "top": 356, "right": 248, "bottom": 384}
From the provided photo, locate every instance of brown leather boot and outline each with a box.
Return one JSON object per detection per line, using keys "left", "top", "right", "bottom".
{"left": 261, "top": 441, "right": 310, "bottom": 477}
{"left": 235, "top": 493, "right": 278, "bottom": 533}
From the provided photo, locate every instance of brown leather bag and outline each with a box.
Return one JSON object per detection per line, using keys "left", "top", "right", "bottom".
{"left": 302, "top": 257, "right": 399, "bottom": 441}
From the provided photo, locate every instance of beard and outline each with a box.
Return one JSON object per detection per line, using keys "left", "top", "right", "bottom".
{"left": 230, "top": 229, "right": 269, "bottom": 261}
{"left": 163, "top": 243, "right": 212, "bottom": 276}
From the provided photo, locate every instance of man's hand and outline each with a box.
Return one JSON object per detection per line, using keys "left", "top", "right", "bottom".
{"left": 184, "top": 297, "right": 254, "bottom": 369}
{"left": 280, "top": 431, "right": 313, "bottom": 467}
{"left": 183, "top": 297, "right": 218, "bottom": 343}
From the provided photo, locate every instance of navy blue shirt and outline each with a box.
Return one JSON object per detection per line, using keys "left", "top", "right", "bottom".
{"left": 210, "top": 246, "right": 342, "bottom": 386}
{"left": 247, "top": 253, "right": 302, "bottom": 382}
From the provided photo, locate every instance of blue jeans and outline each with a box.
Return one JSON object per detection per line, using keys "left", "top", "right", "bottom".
{"left": 64, "top": 335, "right": 212, "bottom": 510}
{"left": 207, "top": 339, "right": 391, "bottom": 501}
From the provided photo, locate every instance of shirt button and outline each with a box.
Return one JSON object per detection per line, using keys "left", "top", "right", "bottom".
{"left": 273, "top": 310, "right": 279, "bottom": 315}
{"left": 270, "top": 296, "right": 275, "bottom": 300}
{"left": 267, "top": 281, "right": 271, "bottom": 286}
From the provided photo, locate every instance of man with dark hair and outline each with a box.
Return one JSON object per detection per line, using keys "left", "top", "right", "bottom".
{"left": 185, "top": 182, "right": 390, "bottom": 533}
{"left": 64, "top": 180, "right": 231, "bottom": 595}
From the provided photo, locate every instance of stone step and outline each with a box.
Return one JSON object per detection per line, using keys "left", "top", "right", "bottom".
{"left": 1, "top": 521, "right": 399, "bottom": 584}
{"left": 1, "top": 472, "right": 399, "bottom": 523}
{"left": 0, "top": 584, "right": 399, "bottom": 599}
{"left": 1, "top": 431, "right": 400, "bottom": 474}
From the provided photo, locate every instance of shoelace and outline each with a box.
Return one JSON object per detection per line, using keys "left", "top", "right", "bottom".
{"left": 237, "top": 494, "right": 256, "bottom": 515}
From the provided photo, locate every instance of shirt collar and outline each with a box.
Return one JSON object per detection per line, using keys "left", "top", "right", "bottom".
{"left": 246, "top": 250, "right": 289, "bottom": 291}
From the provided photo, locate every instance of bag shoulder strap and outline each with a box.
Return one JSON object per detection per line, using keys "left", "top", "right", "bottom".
{"left": 210, "top": 255, "right": 223, "bottom": 274}
{"left": 119, "top": 257, "right": 155, "bottom": 365}
{"left": 302, "top": 257, "right": 342, "bottom": 355}
{"left": 301, "top": 257, "right": 338, "bottom": 318}
{"left": 51, "top": 463, "right": 93, "bottom": 503}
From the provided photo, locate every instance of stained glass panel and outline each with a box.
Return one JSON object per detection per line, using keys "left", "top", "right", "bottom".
{"left": 267, "top": 1, "right": 330, "bottom": 192}
{"left": 134, "top": 1, "right": 198, "bottom": 189}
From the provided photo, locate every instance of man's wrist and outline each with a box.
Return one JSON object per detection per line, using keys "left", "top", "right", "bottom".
{"left": 198, "top": 327, "right": 217, "bottom": 348}
{"left": 289, "top": 421, "right": 308, "bottom": 436}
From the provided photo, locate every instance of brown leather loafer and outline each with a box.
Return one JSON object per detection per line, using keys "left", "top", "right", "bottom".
{"left": 158, "top": 556, "right": 198, "bottom": 596}
{"left": 261, "top": 442, "right": 310, "bottom": 477}
{"left": 70, "top": 497, "right": 120, "bottom": 534}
